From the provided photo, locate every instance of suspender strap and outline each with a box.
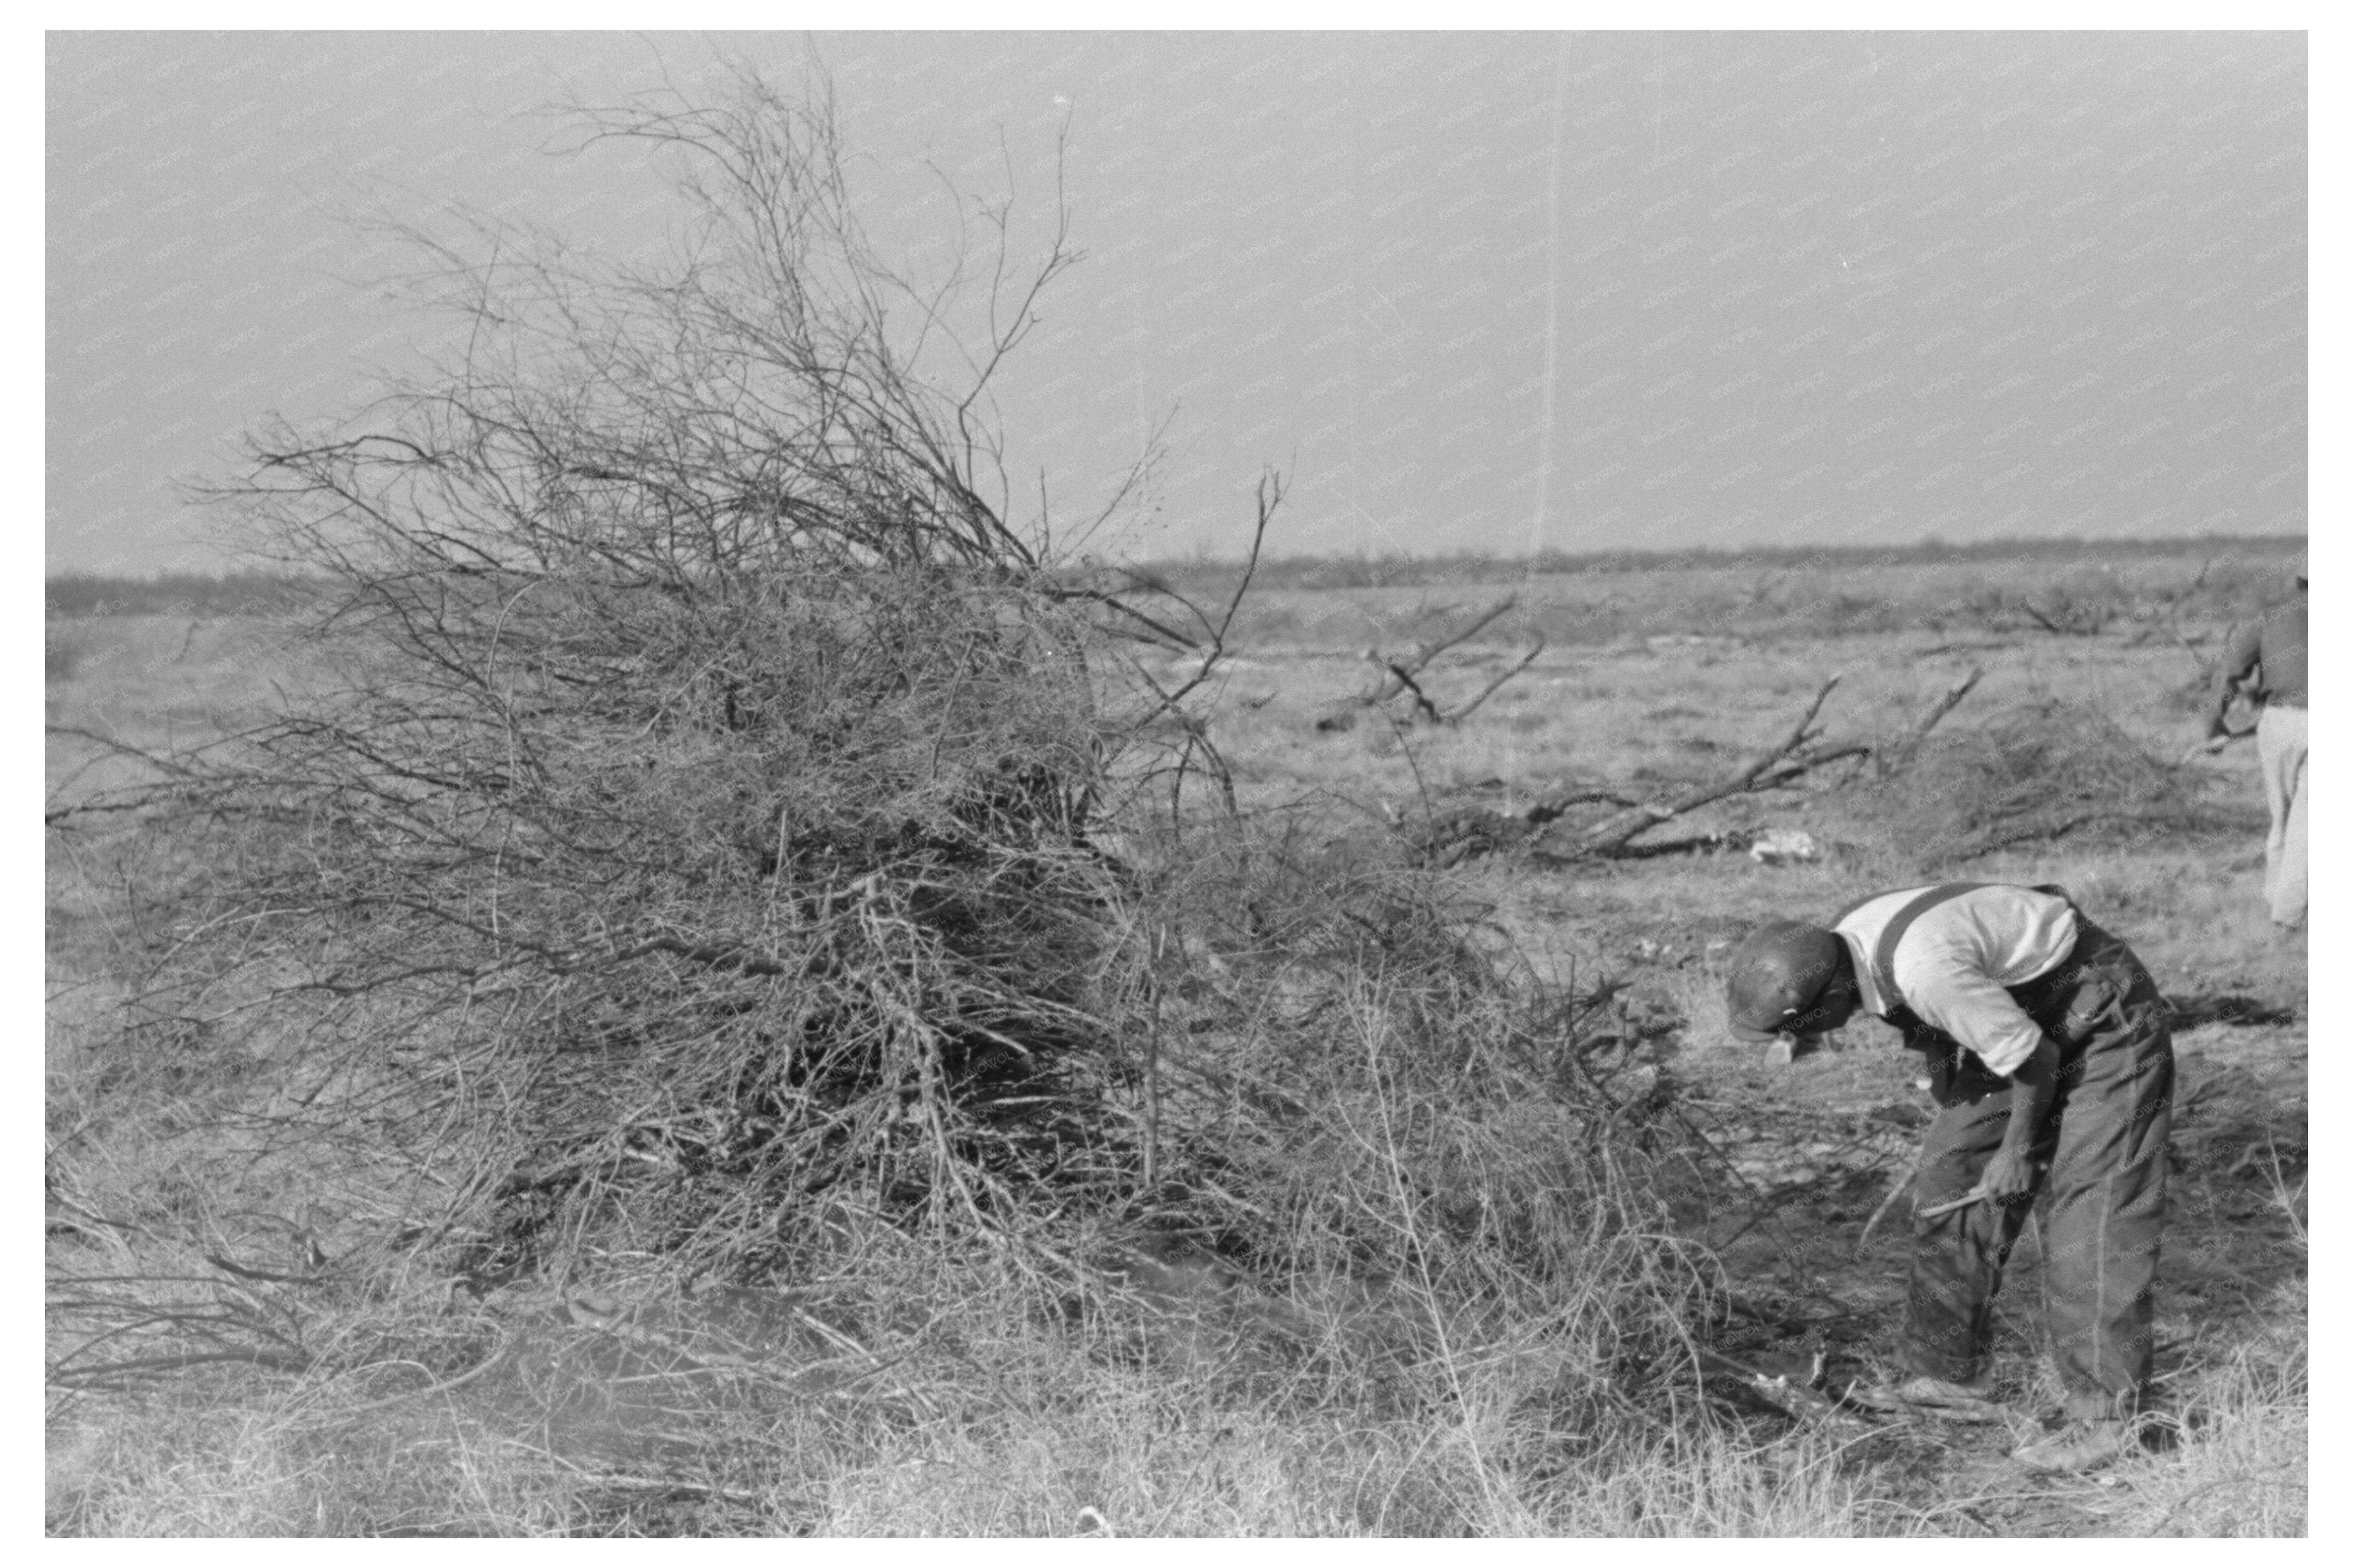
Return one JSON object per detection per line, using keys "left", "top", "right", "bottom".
{"left": 1848, "top": 882, "right": 1991, "bottom": 1016}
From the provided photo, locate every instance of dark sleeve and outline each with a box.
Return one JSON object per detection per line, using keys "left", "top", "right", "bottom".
{"left": 2201, "top": 621, "right": 2265, "bottom": 733}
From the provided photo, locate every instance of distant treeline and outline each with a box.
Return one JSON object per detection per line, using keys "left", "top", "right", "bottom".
{"left": 1126, "top": 532, "right": 2307, "bottom": 596}
{"left": 49, "top": 532, "right": 2303, "bottom": 618}
{"left": 46, "top": 571, "right": 322, "bottom": 618}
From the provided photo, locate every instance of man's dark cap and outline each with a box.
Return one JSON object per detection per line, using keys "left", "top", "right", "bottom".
{"left": 1724, "top": 921, "right": 1846, "bottom": 1043}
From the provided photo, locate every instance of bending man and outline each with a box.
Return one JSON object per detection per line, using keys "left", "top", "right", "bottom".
{"left": 1724, "top": 881, "right": 2173, "bottom": 1473}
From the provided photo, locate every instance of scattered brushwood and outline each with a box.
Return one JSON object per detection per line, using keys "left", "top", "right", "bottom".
{"left": 1312, "top": 596, "right": 1545, "bottom": 731}
{"left": 1408, "top": 668, "right": 1979, "bottom": 869}
{"left": 1865, "top": 697, "right": 2258, "bottom": 865}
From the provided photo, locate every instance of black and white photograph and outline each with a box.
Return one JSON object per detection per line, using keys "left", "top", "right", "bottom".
{"left": 44, "top": 26, "right": 2313, "bottom": 1537}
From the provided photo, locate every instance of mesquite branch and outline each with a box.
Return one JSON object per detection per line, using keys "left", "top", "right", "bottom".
{"left": 1564, "top": 672, "right": 1843, "bottom": 856}
{"left": 1314, "top": 596, "right": 1540, "bottom": 731}
{"left": 1413, "top": 665, "right": 1980, "bottom": 867}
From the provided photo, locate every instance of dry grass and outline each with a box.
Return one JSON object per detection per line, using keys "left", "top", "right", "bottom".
{"left": 46, "top": 1326, "right": 1924, "bottom": 1538}
{"left": 44, "top": 938, "right": 1899, "bottom": 1538}
{"left": 42, "top": 1217, "right": 1921, "bottom": 1539}
{"left": 57, "top": 1300, "right": 2292, "bottom": 1539}
{"left": 2114, "top": 1302, "right": 2307, "bottom": 1538}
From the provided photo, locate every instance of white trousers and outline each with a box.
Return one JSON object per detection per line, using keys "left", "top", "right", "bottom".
{"left": 2255, "top": 705, "right": 2307, "bottom": 928}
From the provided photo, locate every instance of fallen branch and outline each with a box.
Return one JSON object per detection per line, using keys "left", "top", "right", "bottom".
{"left": 1443, "top": 639, "right": 1546, "bottom": 725}
{"left": 2014, "top": 596, "right": 2108, "bottom": 637}
{"left": 1854, "top": 1160, "right": 1917, "bottom": 1252}
{"left": 1752, "top": 741, "right": 1872, "bottom": 790}
{"left": 1405, "top": 665, "right": 1978, "bottom": 867}
{"left": 1385, "top": 596, "right": 1517, "bottom": 694}
{"left": 1566, "top": 673, "right": 1842, "bottom": 857}
{"left": 1877, "top": 665, "right": 1981, "bottom": 777}
{"left": 1410, "top": 678, "right": 1854, "bottom": 868}
{"left": 1315, "top": 596, "right": 1519, "bottom": 730}
{"left": 1382, "top": 659, "right": 1442, "bottom": 723}
{"left": 1691, "top": 1345, "right": 1868, "bottom": 1428}
{"left": 1523, "top": 786, "right": 1650, "bottom": 825}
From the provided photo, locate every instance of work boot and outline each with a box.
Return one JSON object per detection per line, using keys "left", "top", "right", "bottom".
{"left": 1850, "top": 1372, "right": 2004, "bottom": 1422}
{"left": 2014, "top": 1419, "right": 2135, "bottom": 1474}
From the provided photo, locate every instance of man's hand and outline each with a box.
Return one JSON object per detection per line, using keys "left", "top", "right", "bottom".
{"left": 1979, "top": 1146, "right": 2039, "bottom": 1200}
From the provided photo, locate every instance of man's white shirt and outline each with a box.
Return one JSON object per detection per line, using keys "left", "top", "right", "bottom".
{"left": 1833, "top": 885, "right": 2079, "bottom": 1078}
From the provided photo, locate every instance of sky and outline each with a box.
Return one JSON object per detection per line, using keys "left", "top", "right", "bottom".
{"left": 46, "top": 29, "right": 2309, "bottom": 573}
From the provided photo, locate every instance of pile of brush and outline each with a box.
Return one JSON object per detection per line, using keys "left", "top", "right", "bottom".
{"left": 46, "top": 78, "right": 1726, "bottom": 1526}
{"left": 1870, "top": 697, "right": 2255, "bottom": 865}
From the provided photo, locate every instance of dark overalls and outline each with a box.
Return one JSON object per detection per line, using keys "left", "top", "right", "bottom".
{"left": 1854, "top": 885, "right": 2175, "bottom": 1418}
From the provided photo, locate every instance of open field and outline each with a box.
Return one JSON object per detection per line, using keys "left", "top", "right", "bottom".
{"left": 46, "top": 544, "right": 2305, "bottom": 1536}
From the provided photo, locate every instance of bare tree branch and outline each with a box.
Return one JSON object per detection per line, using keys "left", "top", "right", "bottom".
{"left": 1564, "top": 673, "right": 1842, "bottom": 857}
{"left": 1876, "top": 664, "right": 1981, "bottom": 777}
{"left": 1314, "top": 596, "right": 1521, "bottom": 731}
{"left": 1443, "top": 640, "right": 1546, "bottom": 725}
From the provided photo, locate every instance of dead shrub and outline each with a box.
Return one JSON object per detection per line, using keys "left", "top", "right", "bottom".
{"left": 1863, "top": 698, "right": 2249, "bottom": 867}
{"left": 47, "top": 72, "right": 1755, "bottom": 1539}
{"left": 50, "top": 58, "right": 1688, "bottom": 1377}
{"left": 50, "top": 67, "right": 1176, "bottom": 1297}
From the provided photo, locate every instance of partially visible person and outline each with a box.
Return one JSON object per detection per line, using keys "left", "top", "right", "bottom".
{"left": 2199, "top": 562, "right": 2308, "bottom": 929}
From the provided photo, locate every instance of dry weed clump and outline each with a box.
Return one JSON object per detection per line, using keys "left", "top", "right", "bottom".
{"left": 1862, "top": 698, "right": 2253, "bottom": 868}
{"left": 2116, "top": 1331, "right": 2307, "bottom": 1537}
